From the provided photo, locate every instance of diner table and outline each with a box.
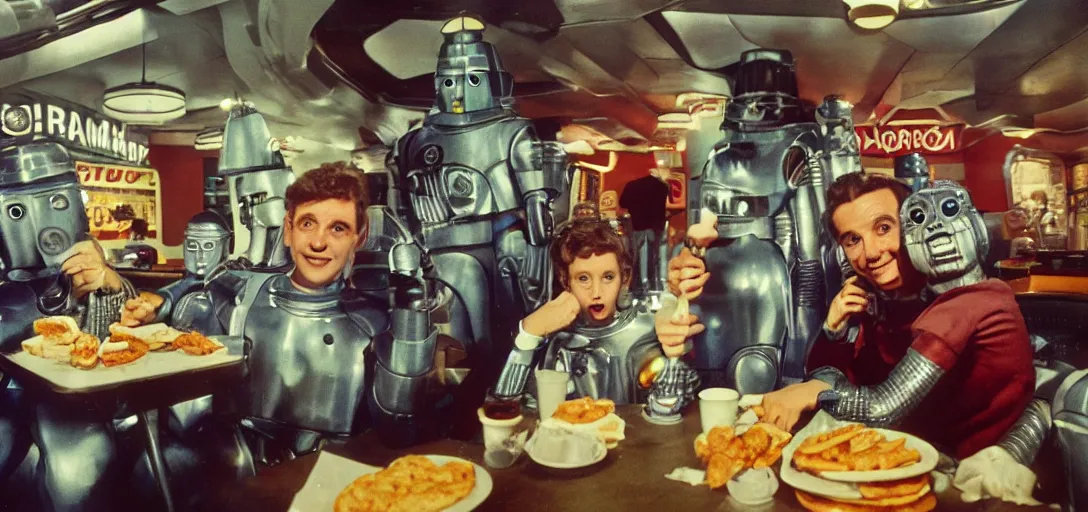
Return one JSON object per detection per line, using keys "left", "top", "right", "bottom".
{"left": 211, "top": 405, "right": 1058, "bottom": 511}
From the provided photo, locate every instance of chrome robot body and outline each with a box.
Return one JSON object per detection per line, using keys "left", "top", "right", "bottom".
{"left": 815, "top": 96, "right": 862, "bottom": 302}
{"left": 392, "top": 18, "right": 566, "bottom": 362}
{"left": 218, "top": 102, "right": 296, "bottom": 271}
{"left": 161, "top": 211, "right": 232, "bottom": 334}
{"left": 1053, "top": 369, "right": 1088, "bottom": 511}
{"left": 0, "top": 142, "right": 140, "bottom": 511}
{"left": 689, "top": 49, "right": 826, "bottom": 392}
{"left": 899, "top": 180, "right": 989, "bottom": 296}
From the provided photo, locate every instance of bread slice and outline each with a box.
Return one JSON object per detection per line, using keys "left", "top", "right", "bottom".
{"left": 69, "top": 333, "right": 100, "bottom": 370}
{"left": 33, "top": 316, "right": 80, "bottom": 345}
{"left": 99, "top": 335, "right": 150, "bottom": 367}
{"left": 21, "top": 336, "right": 74, "bottom": 361}
{"left": 108, "top": 323, "right": 183, "bottom": 351}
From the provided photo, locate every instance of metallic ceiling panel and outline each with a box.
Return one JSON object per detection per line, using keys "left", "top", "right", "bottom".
{"left": 882, "top": 0, "right": 1022, "bottom": 53}
{"left": 659, "top": 11, "right": 758, "bottom": 69}
{"left": 676, "top": 0, "right": 847, "bottom": 18}
{"left": 1035, "top": 97, "right": 1088, "bottom": 132}
{"left": 554, "top": 0, "right": 674, "bottom": 25}
{"left": 644, "top": 59, "right": 731, "bottom": 96}
{"left": 559, "top": 20, "right": 662, "bottom": 87}
{"left": 725, "top": 14, "right": 915, "bottom": 117}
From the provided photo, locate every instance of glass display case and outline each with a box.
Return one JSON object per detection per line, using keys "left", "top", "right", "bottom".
{"left": 1003, "top": 145, "right": 1069, "bottom": 250}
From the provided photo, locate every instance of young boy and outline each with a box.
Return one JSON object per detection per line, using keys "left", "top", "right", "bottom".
{"left": 494, "top": 219, "right": 697, "bottom": 409}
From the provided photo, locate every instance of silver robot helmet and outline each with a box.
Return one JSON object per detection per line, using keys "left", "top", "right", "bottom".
{"left": 900, "top": 180, "right": 990, "bottom": 293}
{"left": 183, "top": 211, "right": 232, "bottom": 277}
{"left": 0, "top": 142, "right": 87, "bottom": 277}
{"left": 433, "top": 16, "right": 513, "bottom": 115}
{"left": 724, "top": 49, "right": 804, "bottom": 130}
{"left": 217, "top": 101, "right": 296, "bottom": 232}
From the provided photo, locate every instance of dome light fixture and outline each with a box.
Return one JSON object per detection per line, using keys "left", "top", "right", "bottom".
{"left": 102, "top": 42, "right": 187, "bottom": 124}
{"left": 843, "top": 0, "right": 900, "bottom": 30}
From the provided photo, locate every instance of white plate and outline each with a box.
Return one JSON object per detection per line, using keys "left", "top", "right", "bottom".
{"left": 526, "top": 429, "right": 607, "bottom": 469}
{"left": 810, "top": 428, "right": 938, "bottom": 483}
{"left": 289, "top": 453, "right": 492, "bottom": 512}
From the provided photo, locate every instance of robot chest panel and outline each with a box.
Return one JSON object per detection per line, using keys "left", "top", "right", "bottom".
{"left": 243, "top": 300, "right": 373, "bottom": 378}
{"left": 406, "top": 130, "right": 516, "bottom": 220}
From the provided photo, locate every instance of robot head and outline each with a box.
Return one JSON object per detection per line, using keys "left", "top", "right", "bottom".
{"left": 183, "top": 211, "right": 232, "bottom": 277}
{"left": 217, "top": 102, "right": 296, "bottom": 231}
{"left": 900, "top": 181, "right": 990, "bottom": 290}
{"left": 0, "top": 142, "right": 88, "bottom": 279}
{"left": 724, "top": 49, "right": 803, "bottom": 129}
{"left": 895, "top": 153, "right": 930, "bottom": 193}
{"left": 433, "top": 16, "right": 512, "bottom": 115}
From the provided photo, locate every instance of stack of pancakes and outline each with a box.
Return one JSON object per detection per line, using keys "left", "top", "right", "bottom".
{"left": 795, "top": 474, "right": 936, "bottom": 511}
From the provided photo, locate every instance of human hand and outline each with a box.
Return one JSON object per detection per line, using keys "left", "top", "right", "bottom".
{"left": 521, "top": 291, "right": 580, "bottom": 337}
{"left": 655, "top": 306, "right": 704, "bottom": 358}
{"left": 761, "top": 380, "right": 829, "bottom": 432}
{"left": 120, "top": 291, "right": 164, "bottom": 327}
{"left": 826, "top": 276, "right": 870, "bottom": 332}
{"left": 667, "top": 248, "right": 710, "bottom": 300}
{"left": 61, "top": 240, "right": 122, "bottom": 299}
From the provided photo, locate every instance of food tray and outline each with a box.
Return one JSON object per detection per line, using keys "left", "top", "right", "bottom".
{"left": 0, "top": 335, "right": 243, "bottom": 394}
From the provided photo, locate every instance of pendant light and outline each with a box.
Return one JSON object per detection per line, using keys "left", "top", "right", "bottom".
{"left": 102, "top": 41, "right": 187, "bottom": 124}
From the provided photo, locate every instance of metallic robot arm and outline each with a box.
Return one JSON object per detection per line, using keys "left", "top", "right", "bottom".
{"left": 810, "top": 349, "right": 944, "bottom": 427}
{"left": 369, "top": 210, "right": 441, "bottom": 446}
{"left": 512, "top": 130, "right": 567, "bottom": 309}
{"left": 783, "top": 147, "right": 829, "bottom": 382}
{"left": 997, "top": 398, "right": 1051, "bottom": 466}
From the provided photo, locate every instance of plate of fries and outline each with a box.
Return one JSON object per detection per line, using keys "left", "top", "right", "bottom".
{"left": 785, "top": 420, "right": 938, "bottom": 484}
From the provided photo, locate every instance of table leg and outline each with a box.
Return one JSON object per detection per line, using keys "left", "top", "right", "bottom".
{"left": 138, "top": 410, "right": 175, "bottom": 512}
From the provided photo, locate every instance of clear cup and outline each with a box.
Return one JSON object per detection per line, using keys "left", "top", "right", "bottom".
{"left": 534, "top": 370, "right": 570, "bottom": 419}
{"left": 698, "top": 387, "right": 740, "bottom": 434}
{"left": 477, "top": 407, "right": 529, "bottom": 469}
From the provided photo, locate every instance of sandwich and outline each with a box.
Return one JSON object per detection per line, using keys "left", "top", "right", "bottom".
{"left": 108, "top": 323, "right": 183, "bottom": 352}
{"left": 21, "top": 336, "right": 74, "bottom": 361}
{"left": 173, "top": 331, "right": 224, "bottom": 356}
{"left": 69, "top": 333, "right": 100, "bottom": 370}
{"left": 33, "top": 316, "right": 81, "bottom": 345}
{"left": 99, "top": 335, "right": 150, "bottom": 367}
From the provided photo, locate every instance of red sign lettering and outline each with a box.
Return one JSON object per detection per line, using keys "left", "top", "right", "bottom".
{"left": 854, "top": 123, "right": 963, "bottom": 157}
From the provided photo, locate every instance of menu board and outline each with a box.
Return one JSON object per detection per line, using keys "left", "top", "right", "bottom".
{"left": 76, "top": 162, "right": 161, "bottom": 241}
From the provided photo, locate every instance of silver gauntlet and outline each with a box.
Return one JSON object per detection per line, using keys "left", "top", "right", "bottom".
{"left": 811, "top": 348, "right": 944, "bottom": 427}
{"left": 494, "top": 347, "right": 538, "bottom": 398}
{"left": 997, "top": 398, "right": 1051, "bottom": 466}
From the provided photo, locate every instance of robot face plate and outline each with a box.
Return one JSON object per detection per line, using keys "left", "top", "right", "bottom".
{"left": 230, "top": 167, "right": 294, "bottom": 230}
{"left": 433, "top": 24, "right": 511, "bottom": 115}
{"left": 183, "top": 214, "right": 231, "bottom": 277}
{"left": 900, "top": 181, "right": 989, "bottom": 283}
{"left": 0, "top": 178, "right": 87, "bottom": 273}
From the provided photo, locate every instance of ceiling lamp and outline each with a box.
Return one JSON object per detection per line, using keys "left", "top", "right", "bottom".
{"left": 102, "top": 42, "right": 187, "bottom": 124}
{"left": 194, "top": 126, "right": 224, "bottom": 151}
{"left": 843, "top": 0, "right": 899, "bottom": 30}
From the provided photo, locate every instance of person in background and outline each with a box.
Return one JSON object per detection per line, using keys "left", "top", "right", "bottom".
{"left": 493, "top": 219, "right": 698, "bottom": 413}
{"left": 620, "top": 164, "right": 671, "bottom": 303}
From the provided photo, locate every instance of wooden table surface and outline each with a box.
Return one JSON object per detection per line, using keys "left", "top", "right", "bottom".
{"left": 208, "top": 406, "right": 1056, "bottom": 511}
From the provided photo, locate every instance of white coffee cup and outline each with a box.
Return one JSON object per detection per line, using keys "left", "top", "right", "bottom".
{"left": 534, "top": 370, "right": 570, "bottom": 419}
{"left": 699, "top": 387, "right": 740, "bottom": 434}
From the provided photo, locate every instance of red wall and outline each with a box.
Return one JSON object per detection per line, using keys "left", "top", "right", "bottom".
{"left": 147, "top": 145, "right": 215, "bottom": 246}
{"left": 576, "top": 151, "right": 689, "bottom": 245}
{"left": 962, "top": 131, "right": 1088, "bottom": 212}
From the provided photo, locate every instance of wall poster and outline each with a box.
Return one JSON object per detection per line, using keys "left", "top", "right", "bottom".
{"left": 76, "top": 162, "right": 162, "bottom": 242}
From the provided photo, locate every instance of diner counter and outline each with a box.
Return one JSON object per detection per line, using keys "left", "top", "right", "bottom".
{"left": 210, "top": 406, "right": 1053, "bottom": 511}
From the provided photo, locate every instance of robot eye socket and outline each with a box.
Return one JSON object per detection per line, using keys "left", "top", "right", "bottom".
{"left": 443, "top": 78, "right": 455, "bottom": 88}
{"left": 941, "top": 198, "right": 960, "bottom": 218}
{"left": 202, "top": 241, "right": 216, "bottom": 250}
{"left": 185, "top": 241, "right": 199, "bottom": 250}
{"left": 6, "top": 204, "right": 24, "bottom": 220}
{"left": 468, "top": 74, "right": 481, "bottom": 87}
{"left": 49, "top": 194, "right": 69, "bottom": 211}
{"left": 908, "top": 207, "right": 926, "bottom": 225}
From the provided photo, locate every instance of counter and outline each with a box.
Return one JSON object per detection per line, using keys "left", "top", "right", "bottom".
{"left": 210, "top": 405, "right": 1054, "bottom": 511}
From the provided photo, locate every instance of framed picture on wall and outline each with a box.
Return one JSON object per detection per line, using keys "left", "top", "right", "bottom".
{"left": 666, "top": 171, "right": 686, "bottom": 209}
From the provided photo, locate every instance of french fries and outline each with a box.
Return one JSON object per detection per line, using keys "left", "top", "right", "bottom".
{"left": 792, "top": 424, "right": 921, "bottom": 475}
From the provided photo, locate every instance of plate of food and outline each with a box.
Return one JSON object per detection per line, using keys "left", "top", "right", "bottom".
{"left": 291, "top": 453, "right": 491, "bottom": 512}
{"left": 548, "top": 397, "right": 626, "bottom": 448}
{"left": 526, "top": 424, "right": 607, "bottom": 469}
{"left": 786, "top": 422, "right": 938, "bottom": 483}
{"left": 692, "top": 422, "right": 792, "bottom": 489}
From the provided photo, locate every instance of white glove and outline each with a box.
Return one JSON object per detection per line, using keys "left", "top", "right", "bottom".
{"left": 953, "top": 446, "right": 1041, "bottom": 506}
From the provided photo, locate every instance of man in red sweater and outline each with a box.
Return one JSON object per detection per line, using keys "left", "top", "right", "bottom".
{"left": 664, "top": 173, "right": 1035, "bottom": 461}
